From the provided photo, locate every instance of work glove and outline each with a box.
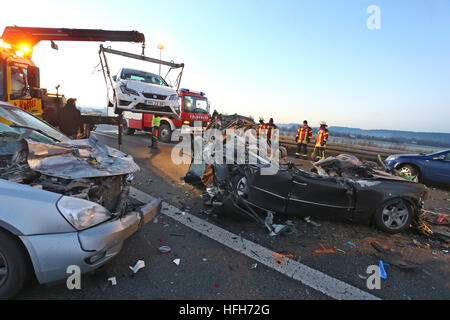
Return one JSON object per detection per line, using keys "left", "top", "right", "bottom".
{"left": 321, "top": 140, "right": 326, "bottom": 146}
{"left": 295, "top": 136, "right": 298, "bottom": 142}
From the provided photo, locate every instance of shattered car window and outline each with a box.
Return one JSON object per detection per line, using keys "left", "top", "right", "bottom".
{"left": 0, "top": 105, "right": 69, "bottom": 145}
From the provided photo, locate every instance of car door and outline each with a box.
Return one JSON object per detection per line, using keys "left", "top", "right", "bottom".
{"left": 246, "top": 169, "right": 292, "bottom": 214}
{"left": 426, "top": 151, "right": 450, "bottom": 184}
{"left": 286, "top": 170, "right": 354, "bottom": 219}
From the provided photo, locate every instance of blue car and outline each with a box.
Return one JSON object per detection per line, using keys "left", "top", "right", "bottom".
{"left": 384, "top": 150, "right": 450, "bottom": 186}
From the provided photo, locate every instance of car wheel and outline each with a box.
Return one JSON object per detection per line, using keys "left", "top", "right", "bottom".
{"left": 374, "top": 198, "right": 413, "bottom": 233}
{"left": 0, "top": 231, "right": 31, "bottom": 299}
{"left": 233, "top": 175, "right": 248, "bottom": 199}
{"left": 158, "top": 123, "right": 172, "bottom": 143}
{"left": 398, "top": 164, "right": 417, "bottom": 177}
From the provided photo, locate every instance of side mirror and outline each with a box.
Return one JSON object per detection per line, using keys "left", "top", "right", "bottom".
{"left": 433, "top": 155, "right": 445, "bottom": 161}
{"left": 27, "top": 66, "right": 40, "bottom": 88}
{"left": 112, "top": 75, "right": 117, "bottom": 82}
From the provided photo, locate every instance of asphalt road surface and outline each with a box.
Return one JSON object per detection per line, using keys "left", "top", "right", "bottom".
{"left": 17, "top": 126, "right": 450, "bottom": 300}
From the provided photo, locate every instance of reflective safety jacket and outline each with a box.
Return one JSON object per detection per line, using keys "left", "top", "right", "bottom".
{"left": 256, "top": 123, "right": 267, "bottom": 136}
{"left": 266, "top": 123, "right": 277, "bottom": 142}
{"left": 296, "top": 125, "right": 312, "bottom": 144}
{"left": 152, "top": 115, "right": 161, "bottom": 127}
{"left": 315, "top": 128, "right": 329, "bottom": 148}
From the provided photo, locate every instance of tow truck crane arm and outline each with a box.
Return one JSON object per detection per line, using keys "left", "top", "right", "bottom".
{"left": 1, "top": 26, "right": 145, "bottom": 49}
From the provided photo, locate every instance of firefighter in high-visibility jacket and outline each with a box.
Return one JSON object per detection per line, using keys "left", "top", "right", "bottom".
{"left": 256, "top": 117, "right": 266, "bottom": 140}
{"left": 312, "top": 121, "right": 329, "bottom": 160}
{"left": 266, "top": 118, "right": 277, "bottom": 147}
{"left": 295, "top": 120, "right": 312, "bottom": 159}
{"left": 151, "top": 114, "right": 161, "bottom": 149}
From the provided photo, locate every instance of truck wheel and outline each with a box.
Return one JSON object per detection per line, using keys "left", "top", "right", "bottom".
{"left": 159, "top": 123, "right": 172, "bottom": 143}
{"left": 123, "top": 121, "right": 135, "bottom": 135}
{"left": 0, "top": 230, "right": 31, "bottom": 299}
{"left": 374, "top": 198, "right": 413, "bottom": 234}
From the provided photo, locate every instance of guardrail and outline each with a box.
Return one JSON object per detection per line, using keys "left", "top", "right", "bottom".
{"left": 279, "top": 136, "right": 402, "bottom": 162}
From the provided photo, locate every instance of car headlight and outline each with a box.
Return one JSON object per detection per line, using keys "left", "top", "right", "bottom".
{"left": 119, "top": 84, "right": 140, "bottom": 96}
{"left": 169, "top": 94, "right": 178, "bottom": 100}
{"left": 57, "top": 196, "right": 112, "bottom": 230}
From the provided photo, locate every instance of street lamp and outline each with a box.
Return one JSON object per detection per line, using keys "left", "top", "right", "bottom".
{"left": 157, "top": 43, "right": 164, "bottom": 75}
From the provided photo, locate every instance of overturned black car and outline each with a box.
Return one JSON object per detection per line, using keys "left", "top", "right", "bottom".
{"left": 204, "top": 154, "right": 429, "bottom": 234}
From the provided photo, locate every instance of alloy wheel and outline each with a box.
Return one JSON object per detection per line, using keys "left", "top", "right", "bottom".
{"left": 381, "top": 201, "right": 409, "bottom": 230}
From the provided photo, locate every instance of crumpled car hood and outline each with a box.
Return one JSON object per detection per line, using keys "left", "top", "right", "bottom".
{"left": 26, "top": 136, "right": 139, "bottom": 179}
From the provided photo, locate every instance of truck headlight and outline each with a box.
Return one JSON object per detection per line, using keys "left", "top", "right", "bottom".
{"left": 57, "top": 196, "right": 112, "bottom": 230}
{"left": 119, "top": 84, "right": 139, "bottom": 96}
{"left": 169, "top": 94, "right": 178, "bottom": 100}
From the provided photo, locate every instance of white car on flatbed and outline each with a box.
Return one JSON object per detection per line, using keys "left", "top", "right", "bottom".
{"left": 112, "top": 68, "right": 179, "bottom": 117}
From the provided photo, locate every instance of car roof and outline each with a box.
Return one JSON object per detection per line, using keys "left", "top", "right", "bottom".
{"left": 121, "top": 68, "right": 159, "bottom": 77}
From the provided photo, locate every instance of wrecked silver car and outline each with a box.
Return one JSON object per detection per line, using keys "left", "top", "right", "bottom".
{"left": 0, "top": 102, "right": 160, "bottom": 299}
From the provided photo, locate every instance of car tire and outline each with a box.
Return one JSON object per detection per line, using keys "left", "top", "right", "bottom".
{"left": 398, "top": 164, "right": 418, "bottom": 178}
{"left": 0, "top": 231, "right": 31, "bottom": 299}
{"left": 232, "top": 175, "right": 249, "bottom": 199}
{"left": 374, "top": 198, "right": 413, "bottom": 234}
{"left": 158, "top": 123, "right": 172, "bottom": 143}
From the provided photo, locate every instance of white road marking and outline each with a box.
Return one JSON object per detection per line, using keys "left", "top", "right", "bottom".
{"left": 158, "top": 201, "right": 381, "bottom": 300}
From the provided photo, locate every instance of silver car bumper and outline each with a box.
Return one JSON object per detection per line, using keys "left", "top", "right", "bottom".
{"left": 20, "top": 191, "right": 160, "bottom": 285}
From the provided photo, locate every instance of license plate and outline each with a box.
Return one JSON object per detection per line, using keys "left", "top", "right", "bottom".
{"left": 144, "top": 100, "right": 164, "bottom": 106}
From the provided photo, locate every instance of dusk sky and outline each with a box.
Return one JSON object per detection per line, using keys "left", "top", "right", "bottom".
{"left": 2, "top": 0, "right": 449, "bottom": 133}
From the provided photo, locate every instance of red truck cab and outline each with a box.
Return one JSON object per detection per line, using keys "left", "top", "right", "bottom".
{"left": 122, "top": 88, "right": 211, "bottom": 143}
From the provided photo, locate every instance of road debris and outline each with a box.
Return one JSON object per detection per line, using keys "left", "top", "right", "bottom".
{"left": 371, "top": 242, "right": 421, "bottom": 270}
{"left": 173, "top": 258, "right": 181, "bottom": 266}
{"left": 334, "top": 248, "right": 346, "bottom": 254}
{"left": 401, "top": 242, "right": 414, "bottom": 249}
{"left": 346, "top": 241, "right": 356, "bottom": 247}
{"left": 169, "top": 233, "right": 186, "bottom": 237}
{"left": 129, "top": 260, "right": 145, "bottom": 274}
{"left": 304, "top": 216, "right": 321, "bottom": 227}
{"left": 250, "top": 263, "right": 258, "bottom": 270}
{"left": 158, "top": 246, "right": 171, "bottom": 254}
{"left": 422, "top": 210, "right": 450, "bottom": 226}
{"left": 108, "top": 277, "right": 117, "bottom": 286}
{"left": 379, "top": 260, "right": 388, "bottom": 279}
{"left": 315, "top": 243, "right": 335, "bottom": 254}
{"left": 274, "top": 253, "right": 294, "bottom": 265}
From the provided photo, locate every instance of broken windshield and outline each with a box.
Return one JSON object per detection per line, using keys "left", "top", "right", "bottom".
{"left": 0, "top": 104, "right": 69, "bottom": 149}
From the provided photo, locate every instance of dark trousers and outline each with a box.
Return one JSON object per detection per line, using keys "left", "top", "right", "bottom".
{"left": 296, "top": 143, "right": 308, "bottom": 159}
{"left": 152, "top": 126, "right": 159, "bottom": 148}
{"left": 311, "top": 147, "right": 325, "bottom": 160}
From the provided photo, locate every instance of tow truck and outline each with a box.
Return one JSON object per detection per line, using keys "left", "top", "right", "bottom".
{"left": 115, "top": 88, "right": 211, "bottom": 142}
{"left": 0, "top": 26, "right": 145, "bottom": 131}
